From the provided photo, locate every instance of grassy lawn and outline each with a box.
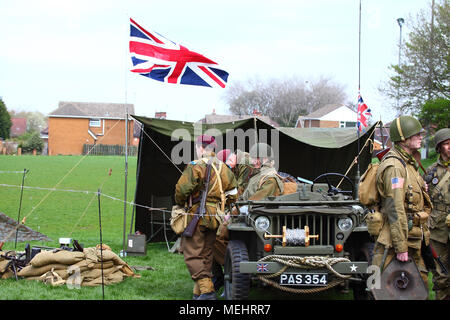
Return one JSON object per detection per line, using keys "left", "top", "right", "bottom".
{"left": 0, "top": 154, "right": 439, "bottom": 300}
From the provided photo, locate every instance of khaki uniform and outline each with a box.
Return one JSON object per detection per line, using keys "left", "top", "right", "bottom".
{"left": 241, "top": 163, "right": 284, "bottom": 201}
{"left": 175, "top": 154, "right": 237, "bottom": 294}
{"left": 213, "top": 151, "right": 258, "bottom": 266}
{"left": 372, "top": 146, "right": 432, "bottom": 287}
{"left": 233, "top": 150, "right": 259, "bottom": 196}
{"left": 425, "top": 156, "right": 450, "bottom": 300}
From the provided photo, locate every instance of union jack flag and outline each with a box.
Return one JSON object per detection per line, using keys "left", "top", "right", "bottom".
{"left": 129, "top": 18, "right": 229, "bottom": 88}
{"left": 357, "top": 92, "right": 372, "bottom": 132}
{"left": 256, "top": 263, "right": 269, "bottom": 272}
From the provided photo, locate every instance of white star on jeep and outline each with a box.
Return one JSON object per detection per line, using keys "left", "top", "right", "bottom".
{"left": 350, "top": 264, "right": 358, "bottom": 272}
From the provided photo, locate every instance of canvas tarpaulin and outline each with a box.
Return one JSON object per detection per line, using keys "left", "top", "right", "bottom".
{"left": 130, "top": 115, "right": 377, "bottom": 241}
{"left": 0, "top": 211, "right": 51, "bottom": 243}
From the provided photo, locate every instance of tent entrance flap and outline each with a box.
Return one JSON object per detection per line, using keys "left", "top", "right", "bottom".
{"left": 130, "top": 115, "right": 377, "bottom": 241}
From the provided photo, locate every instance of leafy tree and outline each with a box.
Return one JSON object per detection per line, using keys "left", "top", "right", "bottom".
{"left": 418, "top": 98, "right": 450, "bottom": 131}
{"left": 380, "top": 0, "right": 449, "bottom": 114}
{"left": 0, "top": 98, "right": 12, "bottom": 139}
{"left": 223, "top": 76, "right": 347, "bottom": 127}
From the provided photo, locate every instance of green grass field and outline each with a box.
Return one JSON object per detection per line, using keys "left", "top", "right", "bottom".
{"left": 0, "top": 154, "right": 439, "bottom": 300}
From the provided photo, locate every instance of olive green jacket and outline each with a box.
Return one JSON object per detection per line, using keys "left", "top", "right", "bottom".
{"left": 425, "top": 156, "right": 449, "bottom": 244}
{"left": 375, "top": 147, "right": 432, "bottom": 253}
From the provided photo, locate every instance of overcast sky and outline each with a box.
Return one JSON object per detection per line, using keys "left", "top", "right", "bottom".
{"left": 0, "top": 0, "right": 428, "bottom": 124}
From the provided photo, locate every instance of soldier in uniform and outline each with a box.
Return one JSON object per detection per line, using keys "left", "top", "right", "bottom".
{"left": 175, "top": 134, "right": 238, "bottom": 300}
{"left": 216, "top": 149, "right": 259, "bottom": 196}
{"left": 372, "top": 116, "right": 432, "bottom": 293}
{"left": 241, "top": 142, "right": 284, "bottom": 202}
{"left": 424, "top": 128, "right": 450, "bottom": 300}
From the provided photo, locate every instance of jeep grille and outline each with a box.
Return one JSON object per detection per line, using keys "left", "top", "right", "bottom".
{"left": 272, "top": 214, "right": 335, "bottom": 246}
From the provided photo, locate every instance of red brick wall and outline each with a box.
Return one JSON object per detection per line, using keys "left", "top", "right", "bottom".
{"left": 48, "top": 117, "right": 134, "bottom": 155}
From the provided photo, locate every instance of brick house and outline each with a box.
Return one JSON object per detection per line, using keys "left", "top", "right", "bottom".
{"left": 48, "top": 101, "right": 134, "bottom": 155}
{"left": 296, "top": 104, "right": 357, "bottom": 128}
{"left": 10, "top": 118, "right": 27, "bottom": 137}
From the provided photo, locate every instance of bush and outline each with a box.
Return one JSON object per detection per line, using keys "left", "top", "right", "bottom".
{"left": 18, "top": 131, "right": 43, "bottom": 153}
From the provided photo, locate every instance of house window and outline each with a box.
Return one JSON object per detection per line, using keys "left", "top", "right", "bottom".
{"left": 339, "top": 121, "right": 345, "bottom": 128}
{"left": 89, "top": 119, "right": 101, "bottom": 127}
{"left": 345, "top": 121, "right": 357, "bottom": 128}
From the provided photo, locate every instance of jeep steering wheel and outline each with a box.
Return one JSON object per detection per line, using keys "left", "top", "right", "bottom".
{"left": 310, "top": 172, "right": 355, "bottom": 198}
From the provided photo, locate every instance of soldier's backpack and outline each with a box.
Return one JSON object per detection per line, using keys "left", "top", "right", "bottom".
{"left": 358, "top": 155, "right": 406, "bottom": 236}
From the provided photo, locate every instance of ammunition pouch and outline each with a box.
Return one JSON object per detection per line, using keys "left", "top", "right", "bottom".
{"left": 413, "top": 211, "right": 429, "bottom": 226}
{"left": 170, "top": 205, "right": 189, "bottom": 235}
{"left": 365, "top": 210, "right": 384, "bottom": 237}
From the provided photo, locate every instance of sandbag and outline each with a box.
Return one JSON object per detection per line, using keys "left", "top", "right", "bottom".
{"left": 0, "top": 259, "right": 9, "bottom": 273}
{"left": 18, "top": 263, "right": 69, "bottom": 277}
{"left": 30, "top": 250, "right": 84, "bottom": 267}
{"left": 82, "top": 270, "right": 124, "bottom": 287}
{"left": 81, "top": 265, "right": 120, "bottom": 281}
{"left": 83, "top": 247, "right": 126, "bottom": 266}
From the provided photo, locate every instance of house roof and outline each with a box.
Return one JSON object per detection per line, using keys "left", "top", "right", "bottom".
{"left": 49, "top": 101, "right": 134, "bottom": 119}
{"left": 10, "top": 118, "right": 27, "bottom": 137}
{"left": 302, "top": 104, "right": 354, "bottom": 120}
{"left": 198, "top": 113, "right": 279, "bottom": 127}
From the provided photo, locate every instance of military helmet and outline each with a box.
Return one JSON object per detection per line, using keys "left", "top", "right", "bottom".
{"left": 434, "top": 128, "right": 450, "bottom": 152}
{"left": 389, "top": 116, "right": 424, "bottom": 142}
{"left": 249, "top": 142, "right": 273, "bottom": 159}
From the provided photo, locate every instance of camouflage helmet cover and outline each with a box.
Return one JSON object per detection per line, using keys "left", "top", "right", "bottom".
{"left": 389, "top": 116, "right": 424, "bottom": 142}
{"left": 434, "top": 128, "right": 450, "bottom": 152}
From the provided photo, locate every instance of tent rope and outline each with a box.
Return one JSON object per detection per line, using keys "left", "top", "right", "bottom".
{"left": 0, "top": 119, "right": 122, "bottom": 243}
{"left": 336, "top": 125, "right": 376, "bottom": 189}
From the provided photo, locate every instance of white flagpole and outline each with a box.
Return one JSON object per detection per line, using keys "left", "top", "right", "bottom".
{"left": 122, "top": 14, "right": 129, "bottom": 257}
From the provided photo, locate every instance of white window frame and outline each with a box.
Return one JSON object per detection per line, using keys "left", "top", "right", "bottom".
{"left": 89, "top": 118, "right": 101, "bottom": 127}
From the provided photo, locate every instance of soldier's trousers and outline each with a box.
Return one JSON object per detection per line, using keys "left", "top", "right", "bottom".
{"left": 213, "top": 222, "right": 229, "bottom": 266}
{"left": 372, "top": 242, "right": 429, "bottom": 291}
{"left": 430, "top": 239, "right": 450, "bottom": 300}
{"left": 181, "top": 224, "right": 216, "bottom": 281}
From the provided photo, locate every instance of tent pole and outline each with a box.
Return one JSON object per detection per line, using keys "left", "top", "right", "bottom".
{"left": 122, "top": 106, "right": 129, "bottom": 256}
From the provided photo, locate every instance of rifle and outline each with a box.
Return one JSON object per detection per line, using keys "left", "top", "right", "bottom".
{"left": 421, "top": 241, "right": 448, "bottom": 275}
{"left": 182, "top": 160, "right": 213, "bottom": 238}
{"left": 430, "top": 243, "right": 448, "bottom": 275}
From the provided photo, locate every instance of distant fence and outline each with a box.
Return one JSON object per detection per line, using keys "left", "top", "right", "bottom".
{"left": 83, "top": 144, "right": 138, "bottom": 156}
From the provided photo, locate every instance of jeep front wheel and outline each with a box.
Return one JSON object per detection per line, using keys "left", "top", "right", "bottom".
{"left": 224, "top": 240, "right": 250, "bottom": 300}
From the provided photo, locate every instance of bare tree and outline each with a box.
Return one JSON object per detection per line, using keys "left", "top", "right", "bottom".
{"left": 223, "top": 75, "right": 347, "bottom": 126}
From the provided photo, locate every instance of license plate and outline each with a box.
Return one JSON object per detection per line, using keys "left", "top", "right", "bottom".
{"left": 279, "top": 273, "right": 328, "bottom": 286}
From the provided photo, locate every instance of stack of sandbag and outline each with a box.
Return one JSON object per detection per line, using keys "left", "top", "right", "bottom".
{"left": 0, "top": 251, "right": 14, "bottom": 279}
{"left": 17, "top": 244, "right": 138, "bottom": 287}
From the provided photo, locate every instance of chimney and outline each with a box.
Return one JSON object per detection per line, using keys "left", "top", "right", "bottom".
{"left": 155, "top": 112, "right": 166, "bottom": 119}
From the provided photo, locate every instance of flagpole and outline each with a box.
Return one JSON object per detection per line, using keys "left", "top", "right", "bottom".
{"left": 122, "top": 14, "right": 129, "bottom": 257}
{"left": 355, "top": 0, "right": 362, "bottom": 200}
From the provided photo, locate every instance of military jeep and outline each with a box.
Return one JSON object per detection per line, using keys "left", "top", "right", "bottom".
{"left": 224, "top": 173, "right": 373, "bottom": 300}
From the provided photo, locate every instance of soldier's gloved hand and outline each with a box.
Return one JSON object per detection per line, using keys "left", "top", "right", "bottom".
{"left": 396, "top": 252, "right": 408, "bottom": 262}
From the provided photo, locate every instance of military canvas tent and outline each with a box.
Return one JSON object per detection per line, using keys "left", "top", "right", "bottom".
{"left": 130, "top": 115, "right": 377, "bottom": 242}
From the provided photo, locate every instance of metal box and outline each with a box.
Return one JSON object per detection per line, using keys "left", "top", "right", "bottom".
{"left": 126, "top": 234, "right": 147, "bottom": 256}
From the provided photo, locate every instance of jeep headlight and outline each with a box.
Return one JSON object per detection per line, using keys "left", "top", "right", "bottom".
{"left": 255, "top": 216, "right": 270, "bottom": 231}
{"left": 338, "top": 217, "right": 353, "bottom": 231}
